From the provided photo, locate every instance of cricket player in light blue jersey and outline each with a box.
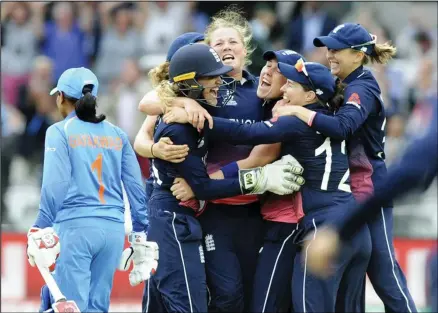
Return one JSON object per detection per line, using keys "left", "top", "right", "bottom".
{"left": 26, "top": 67, "right": 159, "bottom": 312}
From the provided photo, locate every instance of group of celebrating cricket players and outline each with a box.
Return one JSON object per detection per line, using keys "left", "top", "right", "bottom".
{"left": 26, "top": 5, "right": 437, "bottom": 313}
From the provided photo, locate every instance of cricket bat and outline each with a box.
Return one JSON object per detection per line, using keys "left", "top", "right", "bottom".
{"left": 30, "top": 236, "right": 81, "bottom": 313}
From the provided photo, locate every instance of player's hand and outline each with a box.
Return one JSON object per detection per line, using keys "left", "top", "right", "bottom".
{"left": 152, "top": 137, "right": 189, "bottom": 163}
{"left": 118, "top": 232, "right": 159, "bottom": 286}
{"left": 272, "top": 102, "right": 298, "bottom": 118}
{"left": 27, "top": 227, "right": 60, "bottom": 272}
{"left": 163, "top": 107, "right": 189, "bottom": 124}
{"left": 184, "top": 98, "right": 213, "bottom": 130}
{"left": 239, "top": 154, "right": 305, "bottom": 195}
{"left": 304, "top": 227, "right": 340, "bottom": 278}
{"left": 171, "top": 177, "right": 195, "bottom": 201}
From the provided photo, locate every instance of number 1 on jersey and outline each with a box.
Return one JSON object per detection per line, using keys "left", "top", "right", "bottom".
{"left": 91, "top": 153, "right": 105, "bottom": 203}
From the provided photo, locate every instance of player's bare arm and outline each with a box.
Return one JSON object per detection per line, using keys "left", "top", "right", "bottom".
{"left": 134, "top": 115, "right": 189, "bottom": 163}
{"left": 138, "top": 89, "right": 167, "bottom": 115}
{"left": 142, "top": 92, "right": 213, "bottom": 130}
{"left": 273, "top": 105, "right": 315, "bottom": 126}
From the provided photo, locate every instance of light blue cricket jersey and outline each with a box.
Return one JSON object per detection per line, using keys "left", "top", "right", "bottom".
{"left": 34, "top": 111, "right": 148, "bottom": 232}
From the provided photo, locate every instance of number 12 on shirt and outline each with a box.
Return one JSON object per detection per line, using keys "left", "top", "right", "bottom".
{"left": 315, "top": 138, "right": 351, "bottom": 193}
{"left": 91, "top": 153, "right": 106, "bottom": 203}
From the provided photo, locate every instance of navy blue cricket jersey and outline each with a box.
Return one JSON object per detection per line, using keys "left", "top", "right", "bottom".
{"left": 337, "top": 98, "right": 438, "bottom": 240}
{"left": 209, "top": 103, "right": 354, "bottom": 214}
{"left": 151, "top": 116, "right": 244, "bottom": 210}
{"left": 309, "top": 66, "right": 389, "bottom": 204}
{"left": 207, "top": 70, "right": 265, "bottom": 205}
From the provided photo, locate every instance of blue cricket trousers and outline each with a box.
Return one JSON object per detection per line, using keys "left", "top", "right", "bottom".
{"left": 52, "top": 217, "right": 125, "bottom": 312}
{"left": 198, "top": 202, "right": 264, "bottom": 312}
{"left": 366, "top": 207, "right": 417, "bottom": 313}
{"left": 145, "top": 192, "right": 207, "bottom": 313}
{"left": 292, "top": 209, "right": 372, "bottom": 313}
{"left": 251, "top": 221, "right": 298, "bottom": 313}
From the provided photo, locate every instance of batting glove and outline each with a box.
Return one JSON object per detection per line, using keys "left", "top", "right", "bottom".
{"left": 239, "top": 154, "right": 305, "bottom": 195}
{"left": 118, "top": 232, "right": 159, "bottom": 286}
{"left": 27, "top": 227, "right": 60, "bottom": 272}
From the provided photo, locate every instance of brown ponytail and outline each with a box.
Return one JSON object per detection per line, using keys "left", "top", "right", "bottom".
{"left": 327, "top": 80, "right": 347, "bottom": 112}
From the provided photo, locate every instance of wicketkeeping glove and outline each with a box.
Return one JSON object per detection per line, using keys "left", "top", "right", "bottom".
{"left": 239, "top": 154, "right": 305, "bottom": 195}
{"left": 27, "top": 227, "right": 60, "bottom": 272}
{"left": 118, "top": 232, "right": 159, "bottom": 286}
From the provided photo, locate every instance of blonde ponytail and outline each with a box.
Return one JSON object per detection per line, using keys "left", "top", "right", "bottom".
{"left": 363, "top": 42, "right": 397, "bottom": 65}
{"left": 148, "top": 61, "right": 170, "bottom": 87}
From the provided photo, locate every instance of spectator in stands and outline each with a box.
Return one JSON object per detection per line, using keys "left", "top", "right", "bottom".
{"left": 186, "top": 2, "right": 210, "bottom": 34}
{"left": 286, "top": 2, "right": 337, "bottom": 57}
{"left": 405, "top": 58, "right": 438, "bottom": 142}
{"left": 1, "top": 2, "right": 38, "bottom": 106}
{"left": 1, "top": 102, "right": 26, "bottom": 225}
{"left": 141, "top": 2, "right": 190, "bottom": 54}
{"left": 33, "top": 2, "right": 93, "bottom": 82}
{"left": 16, "top": 56, "right": 60, "bottom": 167}
{"left": 94, "top": 3, "right": 144, "bottom": 93}
{"left": 99, "top": 58, "right": 149, "bottom": 141}
{"left": 247, "top": 4, "right": 277, "bottom": 74}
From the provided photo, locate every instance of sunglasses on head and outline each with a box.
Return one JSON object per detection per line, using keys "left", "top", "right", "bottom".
{"left": 294, "top": 59, "right": 324, "bottom": 98}
{"left": 350, "top": 34, "right": 377, "bottom": 50}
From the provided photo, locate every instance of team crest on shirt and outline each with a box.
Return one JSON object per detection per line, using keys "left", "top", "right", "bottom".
{"left": 346, "top": 93, "right": 361, "bottom": 109}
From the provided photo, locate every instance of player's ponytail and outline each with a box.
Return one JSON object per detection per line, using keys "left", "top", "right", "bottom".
{"left": 155, "top": 80, "right": 180, "bottom": 107}
{"left": 363, "top": 42, "right": 397, "bottom": 65}
{"left": 327, "top": 80, "right": 347, "bottom": 112}
{"left": 74, "top": 85, "right": 106, "bottom": 123}
{"left": 149, "top": 61, "right": 170, "bottom": 87}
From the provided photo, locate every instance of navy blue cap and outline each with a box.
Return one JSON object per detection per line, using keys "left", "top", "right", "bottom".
{"left": 278, "top": 60, "right": 335, "bottom": 102}
{"left": 49, "top": 67, "right": 99, "bottom": 99}
{"left": 166, "top": 32, "right": 205, "bottom": 62}
{"left": 314, "top": 23, "right": 376, "bottom": 55}
{"left": 263, "top": 49, "right": 305, "bottom": 66}
{"left": 169, "top": 44, "right": 233, "bottom": 83}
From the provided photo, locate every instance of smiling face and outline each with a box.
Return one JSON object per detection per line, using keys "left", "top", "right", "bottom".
{"left": 257, "top": 58, "right": 287, "bottom": 100}
{"left": 326, "top": 48, "right": 364, "bottom": 80}
{"left": 197, "top": 76, "right": 222, "bottom": 106}
{"left": 280, "top": 80, "right": 315, "bottom": 107}
{"left": 209, "top": 27, "right": 247, "bottom": 77}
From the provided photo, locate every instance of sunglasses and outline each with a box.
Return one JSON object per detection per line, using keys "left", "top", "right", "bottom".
{"left": 350, "top": 34, "right": 377, "bottom": 50}
{"left": 294, "top": 58, "right": 324, "bottom": 98}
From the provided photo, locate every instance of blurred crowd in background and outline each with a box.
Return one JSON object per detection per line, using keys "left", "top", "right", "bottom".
{"left": 1, "top": 1, "right": 437, "bottom": 236}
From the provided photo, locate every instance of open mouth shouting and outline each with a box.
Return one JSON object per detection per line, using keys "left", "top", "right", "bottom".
{"left": 222, "top": 54, "right": 235, "bottom": 64}
{"left": 261, "top": 77, "right": 271, "bottom": 88}
{"left": 210, "top": 87, "right": 219, "bottom": 98}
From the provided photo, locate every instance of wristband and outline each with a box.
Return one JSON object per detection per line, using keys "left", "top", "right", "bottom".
{"left": 220, "top": 161, "right": 239, "bottom": 179}
{"left": 307, "top": 111, "right": 317, "bottom": 127}
{"left": 151, "top": 143, "right": 156, "bottom": 158}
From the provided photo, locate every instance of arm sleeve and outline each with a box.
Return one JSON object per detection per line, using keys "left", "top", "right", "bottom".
{"left": 34, "top": 126, "right": 72, "bottom": 228}
{"left": 337, "top": 115, "right": 438, "bottom": 241}
{"left": 310, "top": 85, "right": 377, "bottom": 140}
{"left": 167, "top": 126, "right": 243, "bottom": 200}
{"left": 208, "top": 116, "right": 301, "bottom": 145}
{"left": 120, "top": 130, "right": 149, "bottom": 233}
